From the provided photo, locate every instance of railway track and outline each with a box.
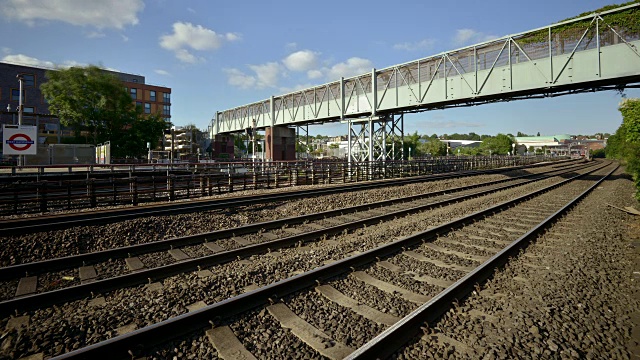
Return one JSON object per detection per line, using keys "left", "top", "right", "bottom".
{"left": 0, "top": 161, "right": 593, "bottom": 313}
{"left": 388, "top": 166, "right": 637, "bottom": 359}
{"left": 0, "top": 159, "right": 576, "bottom": 236}
{"left": 0, "top": 160, "right": 613, "bottom": 359}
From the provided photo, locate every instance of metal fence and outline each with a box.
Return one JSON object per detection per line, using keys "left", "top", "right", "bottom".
{"left": 0, "top": 155, "right": 558, "bottom": 215}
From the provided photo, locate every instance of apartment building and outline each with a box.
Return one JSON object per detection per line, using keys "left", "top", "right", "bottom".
{"left": 0, "top": 61, "right": 171, "bottom": 146}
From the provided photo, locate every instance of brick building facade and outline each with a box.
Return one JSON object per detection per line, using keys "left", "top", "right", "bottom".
{"left": 0, "top": 62, "right": 171, "bottom": 148}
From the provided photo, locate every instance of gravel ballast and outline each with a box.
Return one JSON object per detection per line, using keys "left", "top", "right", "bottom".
{"left": 394, "top": 166, "right": 640, "bottom": 359}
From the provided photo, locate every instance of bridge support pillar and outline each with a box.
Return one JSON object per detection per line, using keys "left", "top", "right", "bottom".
{"left": 348, "top": 114, "right": 404, "bottom": 166}
{"left": 266, "top": 126, "right": 296, "bottom": 161}
{"left": 211, "top": 135, "right": 235, "bottom": 160}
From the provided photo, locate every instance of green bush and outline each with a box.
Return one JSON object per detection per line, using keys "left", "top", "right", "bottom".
{"left": 591, "top": 148, "right": 606, "bottom": 158}
{"left": 607, "top": 98, "right": 640, "bottom": 201}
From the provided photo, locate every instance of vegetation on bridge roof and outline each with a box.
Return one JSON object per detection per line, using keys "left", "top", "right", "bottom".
{"left": 518, "top": 1, "right": 639, "bottom": 44}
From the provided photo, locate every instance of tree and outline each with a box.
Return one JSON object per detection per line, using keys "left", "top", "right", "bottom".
{"left": 41, "top": 65, "right": 167, "bottom": 158}
{"left": 116, "top": 111, "right": 167, "bottom": 157}
{"left": 481, "top": 134, "right": 514, "bottom": 155}
{"left": 422, "top": 138, "right": 447, "bottom": 156}
{"left": 404, "top": 131, "right": 422, "bottom": 157}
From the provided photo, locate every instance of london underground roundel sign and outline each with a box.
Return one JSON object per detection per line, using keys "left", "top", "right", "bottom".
{"left": 2, "top": 125, "right": 38, "bottom": 155}
{"left": 7, "top": 133, "right": 34, "bottom": 151}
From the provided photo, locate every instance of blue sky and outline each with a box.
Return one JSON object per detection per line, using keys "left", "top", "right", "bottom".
{"left": 0, "top": 0, "right": 637, "bottom": 137}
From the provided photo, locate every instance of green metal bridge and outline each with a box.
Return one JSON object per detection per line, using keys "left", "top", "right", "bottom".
{"left": 211, "top": 3, "right": 640, "bottom": 161}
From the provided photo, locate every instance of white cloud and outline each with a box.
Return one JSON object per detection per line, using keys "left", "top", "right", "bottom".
{"left": 307, "top": 69, "right": 323, "bottom": 79}
{"left": 121, "top": 34, "right": 130, "bottom": 42}
{"left": 279, "top": 83, "right": 315, "bottom": 93}
{"left": 2, "top": 54, "right": 56, "bottom": 68}
{"left": 224, "top": 62, "right": 281, "bottom": 89}
{"left": 283, "top": 50, "right": 318, "bottom": 72}
{"left": 175, "top": 49, "right": 202, "bottom": 64}
{"left": 187, "top": 7, "right": 196, "bottom": 13}
{"left": 1, "top": 53, "right": 120, "bottom": 71}
{"left": 453, "top": 29, "right": 496, "bottom": 46}
{"left": 155, "top": 69, "right": 171, "bottom": 76}
{"left": 393, "top": 39, "right": 436, "bottom": 51}
{"left": 160, "top": 22, "right": 235, "bottom": 51}
{"left": 0, "top": 0, "right": 144, "bottom": 29}
{"left": 225, "top": 52, "right": 373, "bottom": 90}
{"left": 249, "top": 62, "right": 281, "bottom": 88}
{"left": 225, "top": 33, "right": 241, "bottom": 41}
{"left": 285, "top": 42, "right": 297, "bottom": 51}
{"left": 160, "top": 22, "right": 239, "bottom": 63}
{"left": 2, "top": 47, "right": 12, "bottom": 55}
{"left": 325, "top": 57, "right": 373, "bottom": 80}
{"left": 224, "top": 68, "right": 256, "bottom": 89}
{"left": 86, "top": 31, "right": 106, "bottom": 39}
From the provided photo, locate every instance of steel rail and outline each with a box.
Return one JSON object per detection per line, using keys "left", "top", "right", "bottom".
{"left": 49, "top": 161, "right": 611, "bottom": 359}
{"left": 0, "top": 161, "right": 592, "bottom": 281}
{"left": 0, "top": 161, "right": 599, "bottom": 316}
{"left": 0, "top": 159, "right": 577, "bottom": 235}
{"left": 346, "top": 163, "right": 618, "bottom": 359}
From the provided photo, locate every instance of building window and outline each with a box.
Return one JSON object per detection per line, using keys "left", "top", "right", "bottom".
{"left": 23, "top": 106, "right": 35, "bottom": 113}
{"left": 11, "top": 89, "right": 25, "bottom": 102}
{"left": 132, "top": 79, "right": 138, "bottom": 83}
{"left": 136, "top": 101, "right": 142, "bottom": 108}
{"left": 163, "top": 93, "right": 170, "bottom": 103}
{"left": 163, "top": 105, "right": 170, "bottom": 116}
{"left": 150, "top": 90, "right": 156, "bottom": 102}
{"left": 21, "top": 74, "right": 35, "bottom": 87}
{"left": 144, "top": 103, "right": 151, "bottom": 114}
{"left": 130, "top": 88, "right": 137, "bottom": 100}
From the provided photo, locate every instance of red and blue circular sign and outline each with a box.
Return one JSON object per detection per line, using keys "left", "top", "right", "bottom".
{"left": 6, "top": 133, "right": 34, "bottom": 151}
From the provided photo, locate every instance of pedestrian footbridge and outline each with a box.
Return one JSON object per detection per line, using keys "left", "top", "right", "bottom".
{"left": 211, "top": 3, "right": 640, "bottom": 162}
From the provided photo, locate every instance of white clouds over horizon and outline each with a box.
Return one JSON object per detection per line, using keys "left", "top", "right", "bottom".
{"left": 0, "top": 0, "right": 144, "bottom": 29}
{"left": 325, "top": 57, "right": 373, "bottom": 80}
{"left": 453, "top": 29, "right": 497, "bottom": 46}
{"left": 159, "top": 22, "right": 240, "bottom": 64}
{"left": 225, "top": 48, "right": 373, "bottom": 91}
{"left": 1, "top": 53, "right": 119, "bottom": 72}
{"left": 393, "top": 39, "right": 436, "bottom": 52}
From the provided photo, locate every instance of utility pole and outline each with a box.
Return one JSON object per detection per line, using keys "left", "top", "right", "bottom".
{"left": 171, "top": 127, "right": 175, "bottom": 163}
{"left": 16, "top": 74, "right": 24, "bottom": 167}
